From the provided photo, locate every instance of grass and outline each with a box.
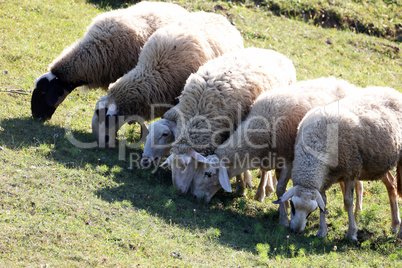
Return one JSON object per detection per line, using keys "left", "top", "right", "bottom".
{"left": 1, "top": 0, "right": 402, "bottom": 266}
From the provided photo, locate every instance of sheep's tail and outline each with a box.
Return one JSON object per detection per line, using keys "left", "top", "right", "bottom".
{"left": 396, "top": 161, "right": 402, "bottom": 198}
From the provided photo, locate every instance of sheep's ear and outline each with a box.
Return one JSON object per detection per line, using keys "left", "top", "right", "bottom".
{"left": 218, "top": 165, "right": 232, "bottom": 192}
{"left": 160, "top": 155, "right": 173, "bottom": 169}
{"left": 188, "top": 149, "right": 209, "bottom": 164}
{"left": 315, "top": 189, "right": 329, "bottom": 215}
{"left": 272, "top": 186, "right": 296, "bottom": 204}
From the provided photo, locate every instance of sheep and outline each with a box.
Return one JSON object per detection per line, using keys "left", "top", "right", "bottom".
{"left": 142, "top": 115, "right": 255, "bottom": 194}
{"left": 91, "top": 11, "right": 244, "bottom": 146}
{"left": 141, "top": 118, "right": 177, "bottom": 166}
{"left": 142, "top": 111, "right": 273, "bottom": 200}
{"left": 31, "top": 1, "right": 190, "bottom": 120}
{"left": 160, "top": 47, "right": 297, "bottom": 195}
{"left": 189, "top": 77, "right": 360, "bottom": 210}
{"left": 275, "top": 86, "right": 402, "bottom": 240}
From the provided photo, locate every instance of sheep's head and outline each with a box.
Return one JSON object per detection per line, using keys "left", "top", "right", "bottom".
{"left": 273, "top": 186, "right": 328, "bottom": 234}
{"left": 31, "top": 72, "right": 78, "bottom": 120}
{"left": 191, "top": 154, "right": 226, "bottom": 203}
{"left": 141, "top": 119, "right": 176, "bottom": 166}
{"left": 160, "top": 149, "right": 209, "bottom": 194}
{"left": 92, "top": 95, "right": 121, "bottom": 147}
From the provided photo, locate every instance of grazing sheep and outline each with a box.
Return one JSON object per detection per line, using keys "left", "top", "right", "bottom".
{"left": 142, "top": 115, "right": 255, "bottom": 193}
{"left": 161, "top": 47, "right": 296, "bottom": 195}
{"left": 141, "top": 118, "right": 177, "bottom": 166}
{"left": 92, "top": 11, "right": 244, "bottom": 146}
{"left": 31, "top": 1, "right": 189, "bottom": 120}
{"left": 275, "top": 86, "right": 402, "bottom": 240}
{"left": 191, "top": 77, "right": 360, "bottom": 211}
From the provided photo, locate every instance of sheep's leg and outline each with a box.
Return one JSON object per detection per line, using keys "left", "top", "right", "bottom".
{"left": 316, "top": 191, "right": 328, "bottom": 238}
{"left": 272, "top": 171, "right": 278, "bottom": 187}
{"left": 255, "top": 170, "right": 267, "bottom": 202}
{"left": 255, "top": 170, "right": 275, "bottom": 202}
{"left": 339, "top": 180, "right": 363, "bottom": 219}
{"left": 235, "top": 174, "right": 246, "bottom": 197}
{"left": 396, "top": 162, "right": 402, "bottom": 239}
{"left": 139, "top": 121, "right": 149, "bottom": 142}
{"left": 265, "top": 170, "right": 275, "bottom": 196}
{"left": 244, "top": 170, "right": 253, "bottom": 188}
{"left": 354, "top": 180, "right": 363, "bottom": 218}
{"left": 382, "top": 171, "right": 401, "bottom": 233}
{"left": 275, "top": 164, "right": 292, "bottom": 226}
{"left": 344, "top": 180, "right": 358, "bottom": 241}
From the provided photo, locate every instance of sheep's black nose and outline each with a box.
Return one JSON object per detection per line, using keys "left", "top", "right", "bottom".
{"left": 31, "top": 79, "right": 56, "bottom": 120}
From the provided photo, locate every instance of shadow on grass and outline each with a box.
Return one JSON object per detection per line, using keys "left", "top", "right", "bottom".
{"left": 95, "top": 159, "right": 348, "bottom": 257}
{"left": 0, "top": 116, "right": 126, "bottom": 167}
{"left": 86, "top": 0, "right": 141, "bottom": 10}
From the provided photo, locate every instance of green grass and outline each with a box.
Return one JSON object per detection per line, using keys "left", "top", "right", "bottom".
{"left": 1, "top": 0, "right": 402, "bottom": 266}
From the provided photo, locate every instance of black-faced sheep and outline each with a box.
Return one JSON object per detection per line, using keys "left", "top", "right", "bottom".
{"left": 92, "top": 11, "right": 244, "bottom": 146}
{"left": 276, "top": 86, "right": 402, "bottom": 240}
{"left": 31, "top": 1, "right": 189, "bottom": 120}
{"left": 160, "top": 47, "right": 296, "bottom": 195}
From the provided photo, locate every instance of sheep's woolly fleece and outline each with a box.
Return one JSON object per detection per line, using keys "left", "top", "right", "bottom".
{"left": 215, "top": 76, "right": 359, "bottom": 169}
{"left": 106, "top": 11, "right": 244, "bottom": 120}
{"left": 292, "top": 86, "right": 402, "bottom": 192}
{"left": 50, "top": 1, "right": 189, "bottom": 90}
{"left": 169, "top": 47, "right": 296, "bottom": 156}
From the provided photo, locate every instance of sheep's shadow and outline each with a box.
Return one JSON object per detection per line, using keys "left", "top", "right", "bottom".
{"left": 86, "top": 0, "right": 141, "bottom": 9}
{"left": 0, "top": 116, "right": 122, "bottom": 167}
{"left": 94, "top": 162, "right": 348, "bottom": 256}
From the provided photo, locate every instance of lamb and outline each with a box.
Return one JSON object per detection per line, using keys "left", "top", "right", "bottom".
{"left": 275, "top": 86, "right": 402, "bottom": 240}
{"left": 31, "top": 1, "right": 190, "bottom": 120}
{"left": 91, "top": 11, "right": 244, "bottom": 146}
{"left": 190, "top": 77, "right": 359, "bottom": 209}
{"left": 160, "top": 47, "right": 297, "bottom": 195}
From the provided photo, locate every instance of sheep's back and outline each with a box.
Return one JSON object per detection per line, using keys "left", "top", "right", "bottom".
{"left": 294, "top": 88, "right": 402, "bottom": 189}
{"left": 219, "top": 77, "right": 358, "bottom": 163}
{"left": 50, "top": 2, "right": 189, "bottom": 89}
{"left": 107, "top": 11, "right": 244, "bottom": 119}
{"left": 172, "top": 48, "right": 296, "bottom": 155}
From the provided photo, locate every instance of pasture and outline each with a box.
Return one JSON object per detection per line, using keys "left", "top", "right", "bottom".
{"left": 0, "top": 0, "right": 401, "bottom": 266}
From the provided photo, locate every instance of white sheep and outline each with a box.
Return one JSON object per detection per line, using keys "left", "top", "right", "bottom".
{"left": 141, "top": 118, "right": 177, "bottom": 166}
{"left": 92, "top": 11, "right": 244, "bottom": 146}
{"left": 161, "top": 47, "right": 296, "bottom": 195}
{"left": 276, "top": 86, "right": 402, "bottom": 240}
{"left": 31, "top": 1, "right": 189, "bottom": 120}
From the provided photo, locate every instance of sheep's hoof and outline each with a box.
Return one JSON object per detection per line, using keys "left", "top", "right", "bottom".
{"left": 346, "top": 231, "right": 358, "bottom": 242}
{"left": 391, "top": 219, "right": 401, "bottom": 233}
{"left": 254, "top": 193, "right": 265, "bottom": 202}
{"left": 316, "top": 228, "right": 328, "bottom": 238}
{"left": 279, "top": 217, "right": 289, "bottom": 227}
{"left": 235, "top": 187, "right": 246, "bottom": 197}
